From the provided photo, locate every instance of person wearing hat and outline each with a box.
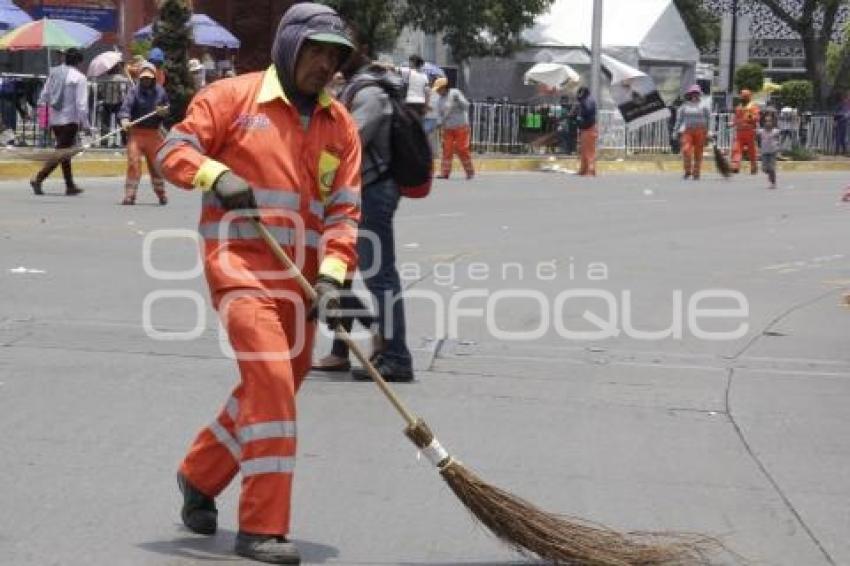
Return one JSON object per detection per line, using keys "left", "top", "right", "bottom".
{"left": 147, "top": 47, "right": 167, "bottom": 86}
{"left": 672, "top": 84, "right": 712, "bottom": 180}
{"left": 156, "top": 4, "right": 359, "bottom": 563}
{"left": 30, "top": 47, "right": 90, "bottom": 196}
{"left": 118, "top": 62, "right": 170, "bottom": 205}
{"left": 433, "top": 77, "right": 474, "bottom": 179}
{"left": 188, "top": 58, "right": 206, "bottom": 90}
{"left": 730, "top": 88, "right": 760, "bottom": 174}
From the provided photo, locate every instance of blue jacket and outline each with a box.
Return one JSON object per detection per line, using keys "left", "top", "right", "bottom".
{"left": 118, "top": 84, "right": 169, "bottom": 129}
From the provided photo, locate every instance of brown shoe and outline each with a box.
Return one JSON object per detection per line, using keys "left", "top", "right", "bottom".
{"left": 30, "top": 178, "right": 43, "bottom": 195}
{"left": 122, "top": 197, "right": 135, "bottom": 205}
{"left": 66, "top": 185, "right": 84, "bottom": 196}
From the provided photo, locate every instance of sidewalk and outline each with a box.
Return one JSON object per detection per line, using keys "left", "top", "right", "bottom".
{"left": 2, "top": 148, "right": 849, "bottom": 180}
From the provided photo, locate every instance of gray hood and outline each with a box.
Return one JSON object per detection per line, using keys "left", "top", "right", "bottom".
{"left": 271, "top": 3, "right": 352, "bottom": 110}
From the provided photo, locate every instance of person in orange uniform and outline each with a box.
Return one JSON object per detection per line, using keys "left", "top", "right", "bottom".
{"left": 119, "top": 62, "right": 170, "bottom": 205}
{"left": 730, "top": 89, "right": 760, "bottom": 174}
{"left": 155, "top": 4, "right": 359, "bottom": 564}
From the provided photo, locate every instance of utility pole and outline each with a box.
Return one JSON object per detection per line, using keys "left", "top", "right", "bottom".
{"left": 590, "top": 0, "right": 603, "bottom": 99}
{"left": 727, "top": 0, "right": 738, "bottom": 107}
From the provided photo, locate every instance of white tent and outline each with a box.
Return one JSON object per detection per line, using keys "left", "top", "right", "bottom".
{"left": 523, "top": 0, "right": 699, "bottom": 68}
{"left": 465, "top": 0, "right": 700, "bottom": 102}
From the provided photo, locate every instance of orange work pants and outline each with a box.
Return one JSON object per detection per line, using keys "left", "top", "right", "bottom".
{"left": 731, "top": 130, "right": 758, "bottom": 174}
{"left": 578, "top": 125, "right": 598, "bottom": 176}
{"left": 125, "top": 127, "right": 166, "bottom": 200}
{"left": 681, "top": 127, "right": 708, "bottom": 178}
{"left": 441, "top": 125, "right": 474, "bottom": 178}
{"left": 179, "top": 291, "right": 315, "bottom": 536}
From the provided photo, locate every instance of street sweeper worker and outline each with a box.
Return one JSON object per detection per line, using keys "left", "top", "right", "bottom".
{"left": 119, "top": 62, "right": 170, "bottom": 206}
{"left": 730, "top": 88, "right": 760, "bottom": 174}
{"left": 673, "top": 84, "right": 712, "bottom": 181}
{"left": 155, "top": 3, "right": 359, "bottom": 564}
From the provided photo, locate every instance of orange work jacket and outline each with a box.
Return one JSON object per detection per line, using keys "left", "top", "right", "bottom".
{"left": 734, "top": 102, "right": 760, "bottom": 132}
{"left": 156, "top": 66, "right": 362, "bottom": 295}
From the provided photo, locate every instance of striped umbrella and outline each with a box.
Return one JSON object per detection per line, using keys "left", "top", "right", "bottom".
{"left": 0, "top": 18, "right": 101, "bottom": 50}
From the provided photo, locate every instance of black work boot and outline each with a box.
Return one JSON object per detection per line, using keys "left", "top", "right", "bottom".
{"left": 177, "top": 472, "right": 217, "bottom": 535}
{"left": 235, "top": 532, "right": 301, "bottom": 564}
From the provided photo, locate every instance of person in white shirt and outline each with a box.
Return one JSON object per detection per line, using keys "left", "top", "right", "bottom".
{"left": 31, "top": 48, "right": 90, "bottom": 196}
{"left": 403, "top": 54, "right": 430, "bottom": 118}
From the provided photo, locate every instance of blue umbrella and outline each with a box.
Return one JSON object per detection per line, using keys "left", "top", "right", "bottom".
{"left": 0, "top": 0, "right": 33, "bottom": 32}
{"left": 422, "top": 62, "right": 445, "bottom": 81}
{"left": 134, "top": 13, "right": 240, "bottom": 49}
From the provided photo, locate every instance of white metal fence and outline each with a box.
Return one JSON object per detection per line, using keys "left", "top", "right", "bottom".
{"left": 468, "top": 101, "right": 844, "bottom": 156}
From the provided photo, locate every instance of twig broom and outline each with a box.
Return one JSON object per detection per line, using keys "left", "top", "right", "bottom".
{"left": 251, "top": 218, "right": 720, "bottom": 565}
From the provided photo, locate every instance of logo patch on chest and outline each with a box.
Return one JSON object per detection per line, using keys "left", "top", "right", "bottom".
{"left": 234, "top": 113, "right": 272, "bottom": 130}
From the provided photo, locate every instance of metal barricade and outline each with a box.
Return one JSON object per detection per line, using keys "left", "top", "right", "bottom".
{"left": 0, "top": 73, "right": 48, "bottom": 147}
{"left": 804, "top": 114, "right": 834, "bottom": 153}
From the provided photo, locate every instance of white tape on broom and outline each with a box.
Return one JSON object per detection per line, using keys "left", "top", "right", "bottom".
{"left": 419, "top": 438, "right": 449, "bottom": 467}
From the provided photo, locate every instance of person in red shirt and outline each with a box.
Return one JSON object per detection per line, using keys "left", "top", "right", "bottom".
{"left": 156, "top": 4, "right": 359, "bottom": 563}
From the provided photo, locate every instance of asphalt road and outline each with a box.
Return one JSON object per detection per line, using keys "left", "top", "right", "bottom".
{"left": 1, "top": 170, "right": 849, "bottom": 565}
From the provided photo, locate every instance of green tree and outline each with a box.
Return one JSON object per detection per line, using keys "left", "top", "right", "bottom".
{"left": 755, "top": 0, "right": 850, "bottom": 108}
{"left": 779, "top": 79, "right": 815, "bottom": 110}
{"left": 318, "top": 0, "right": 403, "bottom": 57}
{"left": 152, "top": 0, "right": 194, "bottom": 125}
{"left": 735, "top": 63, "right": 765, "bottom": 92}
{"left": 827, "top": 19, "right": 850, "bottom": 98}
{"left": 674, "top": 0, "right": 721, "bottom": 52}
{"left": 404, "top": 0, "right": 556, "bottom": 63}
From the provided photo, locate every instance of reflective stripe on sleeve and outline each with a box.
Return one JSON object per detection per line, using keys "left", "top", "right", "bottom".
{"left": 237, "top": 421, "right": 297, "bottom": 444}
{"left": 210, "top": 421, "right": 242, "bottom": 461}
{"left": 154, "top": 131, "right": 204, "bottom": 171}
{"left": 241, "top": 456, "right": 295, "bottom": 477}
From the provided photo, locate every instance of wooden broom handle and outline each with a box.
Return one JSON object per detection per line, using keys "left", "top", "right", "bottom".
{"left": 250, "top": 218, "right": 419, "bottom": 428}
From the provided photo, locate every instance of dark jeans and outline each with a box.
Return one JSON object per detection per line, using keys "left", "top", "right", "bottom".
{"left": 35, "top": 123, "right": 78, "bottom": 187}
{"left": 835, "top": 121, "right": 848, "bottom": 154}
{"left": 330, "top": 177, "right": 412, "bottom": 367}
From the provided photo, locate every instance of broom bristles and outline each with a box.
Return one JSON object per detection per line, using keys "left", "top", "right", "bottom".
{"left": 407, "top": 419, "right": 721, "bottom": 566}
{"left": 714, "top": 145, "right": 731, "bottom": 178}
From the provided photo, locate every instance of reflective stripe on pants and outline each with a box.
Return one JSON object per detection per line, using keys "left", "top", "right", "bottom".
{"left": 179, "top": 293, "right": 315, "bottom": 536}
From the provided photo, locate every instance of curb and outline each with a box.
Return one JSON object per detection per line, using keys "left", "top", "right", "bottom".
{"left": 1, "top": 156, "right": 848, "bottom": 180}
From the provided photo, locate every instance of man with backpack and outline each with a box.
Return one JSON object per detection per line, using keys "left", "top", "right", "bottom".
{"left": 318, "top": 50, "right": 424, "bottom": 382}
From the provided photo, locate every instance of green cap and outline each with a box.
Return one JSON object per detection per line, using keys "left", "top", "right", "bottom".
{"left": 308, "top": 32, "right": 354, "bottom": 50}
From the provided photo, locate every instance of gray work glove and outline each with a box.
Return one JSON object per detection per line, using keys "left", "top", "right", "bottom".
{"left": 213, "top": 171, "right": 257, "bottom": 211}
{"left": 120, "top": 118, "right": 131, "bottom": 131}
{"left": 308, "top": 276, "right": 343, "bottom": 329}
